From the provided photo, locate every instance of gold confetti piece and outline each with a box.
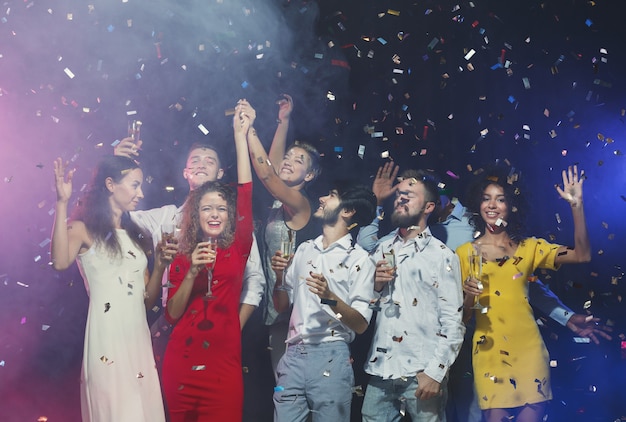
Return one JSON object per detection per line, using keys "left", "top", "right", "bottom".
{"left": 100, "top": 356, "right": 113, "bottom": 365}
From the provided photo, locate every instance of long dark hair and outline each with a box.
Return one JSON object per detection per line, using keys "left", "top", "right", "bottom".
{"left": 178, "top": 181, "right": 237, "bottom": 256}
{"left": 72, "top": 155, "right": 151, "bottom": 257}
{"left": 465, "top": 164, "right": 528, "bottom": 242}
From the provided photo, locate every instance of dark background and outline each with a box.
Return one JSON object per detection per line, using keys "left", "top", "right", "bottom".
{"left": 0, "top": 0, "right": 624, "bottom": 420}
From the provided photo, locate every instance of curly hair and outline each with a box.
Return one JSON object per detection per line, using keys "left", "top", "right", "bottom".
{"left": 72, "top": 156, "right": 151, "bottom": 258}
{"left": 465, "top": 164, "right": 528, "bottom": 241}
{"left": 178, "top": 181, "right": 237, "bottom": 256}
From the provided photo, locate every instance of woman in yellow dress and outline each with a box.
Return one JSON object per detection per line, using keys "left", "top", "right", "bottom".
{"left": 456, "top": 165, "right": 590, "bottom": 422}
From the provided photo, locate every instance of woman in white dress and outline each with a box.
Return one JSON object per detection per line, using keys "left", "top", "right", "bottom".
{"left": 51, "top": 155, "right": 168, "bottom": 422}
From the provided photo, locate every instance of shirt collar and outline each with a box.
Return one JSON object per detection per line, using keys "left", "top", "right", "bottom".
{"left": 447, "top": 201, "right": 467, "bottom": 222}
{"left": 313, "top": 232, "right": 354, "bottom": 252}
{"left": 389, "top": 226, "right": 433, "bottom": 253}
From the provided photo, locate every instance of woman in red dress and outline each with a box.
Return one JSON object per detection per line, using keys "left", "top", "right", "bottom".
{"left": 162, "top": 104, "right": 253, "bottom": 421}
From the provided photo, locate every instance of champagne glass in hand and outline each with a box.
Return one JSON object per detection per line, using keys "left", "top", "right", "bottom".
{"left": 276, "top": 229, "right": 296, "bottom": 290}
{"left": 128, "top": 119, "right": 143, "bottom": 141}
{"left": 204, "top": 237, "right": 218, "bottom": 300}
{"left": 468, "top": 245, "right": 486, "bottom": 312}
{"left": 161, "top": 223, "right": 177, "bottom": 288}
{"left": 382, "top": 249, "right": 399, "bottom": 317}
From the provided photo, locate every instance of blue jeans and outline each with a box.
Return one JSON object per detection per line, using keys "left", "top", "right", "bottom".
{"left": 273, "top": 342, "right": 354, "bottom": 422}
{"left": 362, "top": 375, "right": 448, "bottom": 422}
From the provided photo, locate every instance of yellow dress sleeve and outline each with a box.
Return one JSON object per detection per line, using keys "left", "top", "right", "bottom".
{"left": 524, "top": 237, "right": 562, "bottom": 272}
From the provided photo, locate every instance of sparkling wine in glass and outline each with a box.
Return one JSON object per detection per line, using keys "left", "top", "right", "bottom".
{"left": 469, "top": 245, "right": 486, "bottom": 312}
{"left": 277, "top": 229, "right": 296, "bottom": 290}
{"left": 204, "top": 237, "right": 218, "bottom": 300}
{"left": 161, "top": 223, "right": 176, "bottom": 288}
{"left": 382, "top": 249, "right": 399, "bottom": 317}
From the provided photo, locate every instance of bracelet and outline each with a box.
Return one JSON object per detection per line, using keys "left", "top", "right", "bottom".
{"left": 274, "top": 285, "right": 290, "bottom": 292}
{"left": 320, "top": 298, "right": 338, "bottom": 306}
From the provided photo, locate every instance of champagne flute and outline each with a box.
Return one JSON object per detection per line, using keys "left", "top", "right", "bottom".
{"left": 128, "top": 119, "right": 142, "bottom": 141}
{"left": 276, "top": 229, "right": 295, "bottom": 292}
{"left": 161, "top": 223, "right": 176, "bottom": 288}
{"left": 204, "top": 237, "right": 218, "bottom": 300}
{"left": 382, "top": 249, "right": 399, "bottom": 317}
{"left": 468, "top": 245, "right": 486, "bottom": 312}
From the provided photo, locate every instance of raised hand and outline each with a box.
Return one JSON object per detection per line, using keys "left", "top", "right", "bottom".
{"left": 53, "top": 158, "right": 75, "bottom": 203}
{"left": 556, "top": 165, "right": 584, "bottom": 207}
{"left": 234, "top": 99, "right": 257, "bottom": 132}
{"left": 277, "top": 94, "right": 293, "bottom": 122}
{"left": 114, "top": 136, "right": 142, "bottom": 158}
{"left": 372, "top": 161, "right": 399, "bottom": 204}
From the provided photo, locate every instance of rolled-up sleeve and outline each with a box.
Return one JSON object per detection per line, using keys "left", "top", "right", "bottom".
{"left": 347, "top": 252, "right": 376, "bottom": 323}
{"left": 239, "top": 234, "right": 266, "bottom": 306}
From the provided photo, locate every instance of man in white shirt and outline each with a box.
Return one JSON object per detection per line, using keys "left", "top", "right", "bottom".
{"left": 270, "top": 183, "right": 377, "bottom": 422}
{"left": 358, "top": 162, "right": 612, "bottom": 421}
{"left": 115, "top": 139, "right": 265, "bottom": 338}
{"left": 362, "top": 169, "right": 465, "bottom": 422}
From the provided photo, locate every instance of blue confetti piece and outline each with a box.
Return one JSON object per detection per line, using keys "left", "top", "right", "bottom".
{"left": 274, "top": 386, "right": 284, "bottom": 392}
{"left": 490, "top": 62, "right": 503, "bottom": 70}
{"left": 377, "top": 37, "right": 387, "bottom": 45}
{"left": 585, "top": 18, "right": 593, "bottom": 27}
{"left": 334, "top": 146, "right": 343, "bottom": 153}
{"left": 107, "top": 24, "right": 115, "bottom": 32}
{"left": 241, "top": 81, "right": 249, "bottom": 88}
{"left": 508, "top": 95, "right": 516, "bottom": 103}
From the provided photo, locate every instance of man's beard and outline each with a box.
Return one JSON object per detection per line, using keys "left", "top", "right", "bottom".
{"left": 391, "top": 206, "right": 423, "bottom": 229}
{"left": 314, "top": 206, "right": 342, "bottom": 226}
